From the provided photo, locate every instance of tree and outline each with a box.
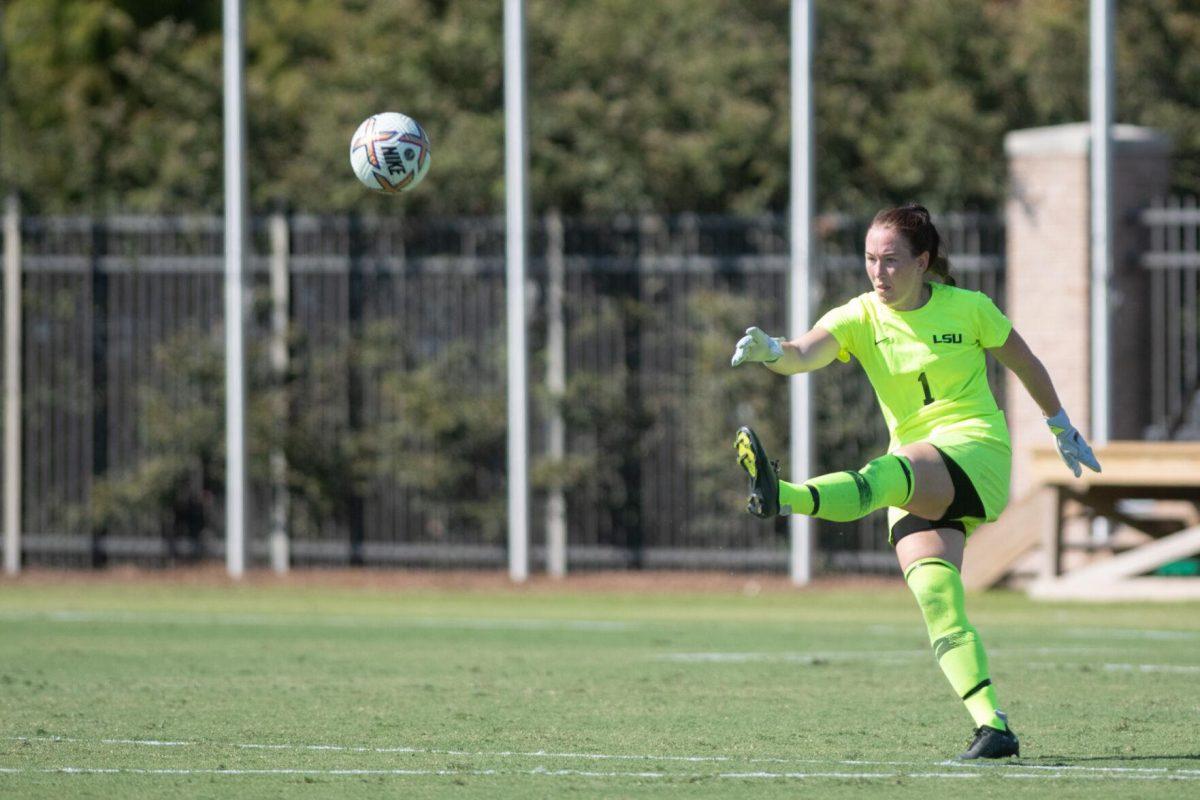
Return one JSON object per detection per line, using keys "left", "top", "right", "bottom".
{"left": 4, "top": 0, "right": 1200, "bottom": 214}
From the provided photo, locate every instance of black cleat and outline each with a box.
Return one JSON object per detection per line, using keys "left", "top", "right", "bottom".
{"left": 958, "top": 713, "right": 1020, "bottom": 760}
{"left": 734, "top": 426, "right": 781, "bottom": 519}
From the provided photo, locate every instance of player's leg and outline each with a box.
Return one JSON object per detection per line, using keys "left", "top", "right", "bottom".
{"left": 734, "top": 428, "right": 947, "bottom": 522}
{"left": 894, "top": 517, "right": 1018, "bottom": 757}
{"left": 891, "top": 442, "right": 955, "bottom": 520}
{"left": 735, "top": 429, "right": 1016, "bottom": 757}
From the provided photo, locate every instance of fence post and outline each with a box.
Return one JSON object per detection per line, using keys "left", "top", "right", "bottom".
{"left": 3, "top": 195, "right": 21, "bottom": 575}
{"left": 269, "top": 212, "right": 290, "bottom": 573}
{"left": 89, "top": 218, "right": 109, "bottom": 567}
{"left": 346, "top": 214, "right": 365, "bottom": 565}
{"left": 545, "top": 210, "right": 567, "bottom": 578}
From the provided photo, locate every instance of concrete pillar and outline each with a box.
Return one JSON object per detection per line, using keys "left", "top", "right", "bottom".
{"left": 1005, "top": 123, "right": 1171, "bottom": 499}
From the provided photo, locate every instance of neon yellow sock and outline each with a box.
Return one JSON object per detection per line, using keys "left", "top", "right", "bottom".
{"left": 905, "top": 558, "right": 1006, "bottom": 731}
{"left": 777, "top": 454, "right": 913, "bottom": 521}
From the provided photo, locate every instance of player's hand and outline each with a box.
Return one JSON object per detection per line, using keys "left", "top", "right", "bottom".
{"left": 1045, "top": 409, "right": 1102, "bottom": 478}
{"left": 731, "top": 327, "right": 784, "bottom": 367}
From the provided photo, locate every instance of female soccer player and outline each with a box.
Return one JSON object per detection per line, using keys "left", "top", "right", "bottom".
{"left": 730, "top": 203, "right": 1101, "bottom": 760}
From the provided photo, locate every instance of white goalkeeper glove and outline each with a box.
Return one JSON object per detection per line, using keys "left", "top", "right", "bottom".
{"left": 730, "top": 327, "right": 784, "bottom": 367}
{"left": 1045, "top": 408, "right": 1102, "bottom": 478}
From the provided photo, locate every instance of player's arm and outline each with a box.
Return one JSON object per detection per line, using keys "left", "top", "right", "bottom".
{"left": 987, "top": 328, "right": 1060, "bottom": 417}
{"left": 730, "top": 325, "right": 842, "bottom": 376}
{"left": 988, "top": 328, "right": 1101, "bottom": 476}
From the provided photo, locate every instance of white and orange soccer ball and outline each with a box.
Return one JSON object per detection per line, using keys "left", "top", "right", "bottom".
{"left": 349, "top": 112, "right": 432, "bottom": 194}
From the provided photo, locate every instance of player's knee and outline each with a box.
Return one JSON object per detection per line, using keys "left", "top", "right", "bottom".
{"left": 905, "top": 559, "right": 959, "bottom": 632}
{"left": 859, "top": 454, "right": 913, "bottom": 507}
{"left": 909, "top": 581, "right": 950, "bottom": 624}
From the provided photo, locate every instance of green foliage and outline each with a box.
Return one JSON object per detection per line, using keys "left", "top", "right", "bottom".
{"left": 4, "top": 1, "right": 1199, "bottom": 214}
{"left": 527, "top": 0, "right": 789, "bottom": 214}
{"left": 75, "top": 274, "right": 854, "bottom": 553}
{"left": 532, "top": 287, "right": 654, "bottom": 537}
{"left": 82, "top": 322, "right": 379, "bottom": 548}
{"left": 79, "top": 310, "right": 514, "bottom": 548}
{"left": 535, "top": 368, "right": 640, "bottom": 511}
{"left": 84, "top": 329, "right": 230, "bottom": 549}
{"left": 373, "top": 337, "right": 508, "bottom": 542}
{"left": 243, "top": 0, "right": 505, "bottom": 215}
{"left": 1119, "top": 1, "right": 1200, "bottom": 197}
{"left": 817, "top": 1, "right": 1014, "bottom": 210}
{"left": 669, "top": 289, "right": 790, "bottom": 539}
{"left": 276, "top": 323, "right": 379, "bottom": 541}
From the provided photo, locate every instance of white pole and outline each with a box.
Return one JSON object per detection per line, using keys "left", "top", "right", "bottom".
{"left": 504, "top": 0, "right": 529, "bottom": 582}
{"left": 545, "top": 210, "right": 567, "bottom": 578}
{"left": 3, "top": 195, "right": 20, "bottom": 576}
{"left": 788, "top": 0, "right": 815, "bottom": 585}
{"left": 1089, "top": 0, "right": 1113, "bottom": 447}
{"left": 223, "top": 0, "right": 247, "bottom": 578}
{"left": 268, "top": 212, "right": 290, "bottom": 573}
{"left": 1089, "top": 0, "right": 1114, "bottom": 544}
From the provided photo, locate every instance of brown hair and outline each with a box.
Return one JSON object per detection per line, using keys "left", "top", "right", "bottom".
{"left": 870, "top": 203, "right": 955, "bottom": 287}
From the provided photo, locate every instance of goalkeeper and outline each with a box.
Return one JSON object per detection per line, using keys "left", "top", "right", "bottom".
{"left": 730, "top": 204, "right": 1100, "bottom": 760}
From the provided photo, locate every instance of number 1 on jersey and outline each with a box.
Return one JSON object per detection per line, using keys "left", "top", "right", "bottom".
{"left": 917, "top": 371, "right": 934, "bottom": 405}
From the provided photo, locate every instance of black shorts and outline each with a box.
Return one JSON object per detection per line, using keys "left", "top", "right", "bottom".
{"left": 889, "top": 446, "right": 986, "bottom": 546}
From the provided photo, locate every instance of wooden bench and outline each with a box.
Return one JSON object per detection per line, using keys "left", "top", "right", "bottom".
{"left": 964, "top": 441, "right": 1200, "bottom": 598}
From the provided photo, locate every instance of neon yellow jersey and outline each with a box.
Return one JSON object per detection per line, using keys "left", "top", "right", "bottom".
{"left": 814, "top": 282, "right": 1013, "bottom": 451}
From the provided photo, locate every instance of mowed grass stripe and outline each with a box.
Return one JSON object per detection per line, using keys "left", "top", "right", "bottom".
{"left": 2, "top": 765, "right": 1200, "bottom": 783}
{"left": 0, "top": 609, "right": 636, "bottom": 632}
{"left": 3, "top": 583, "right": 1200, "bottom": 798}
{"left": 11, "top": 735, "right": 1200, "bottom": 776}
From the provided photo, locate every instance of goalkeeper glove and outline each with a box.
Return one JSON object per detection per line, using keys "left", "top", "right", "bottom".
{"left": 1045, "top": 408, "right": 1102, "bottom": 478}
{"left": 730, "top": 327, "right": 784, "bottom": 367}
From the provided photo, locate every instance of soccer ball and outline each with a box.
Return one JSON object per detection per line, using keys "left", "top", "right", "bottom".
{"left": 350, "top": 112, "right": 432, "bottom": 194}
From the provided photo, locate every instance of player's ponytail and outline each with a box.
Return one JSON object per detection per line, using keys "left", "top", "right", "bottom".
{"left": 871, "top": 203, "right": 956, "bottom": 287}
{"left": 928, "top": 253, "right": 955, "bottom": 287}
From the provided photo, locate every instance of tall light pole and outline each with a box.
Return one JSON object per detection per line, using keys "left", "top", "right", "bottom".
{"left": 223, "top": 0, "right": 248, "bottom": 578}
{"left": 789, "top": 0, "right": 815, "bottom": 585}
{"left": 503, "top": 0, "right": 530, "bottom": 582}
{"left": 1089, "top": 0, "right": 1113, "bottom": 448}
{"left": 3, "top": 196, "right": 20, "bottom": 576}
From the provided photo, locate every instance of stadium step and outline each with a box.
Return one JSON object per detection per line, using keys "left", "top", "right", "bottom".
{"left": 960, "top": 487, "right": 1056, "bottom": 591}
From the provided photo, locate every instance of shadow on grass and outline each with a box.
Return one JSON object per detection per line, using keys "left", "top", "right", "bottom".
{"left": 1019, "top": 754, "right": 1200, "bottom": 764}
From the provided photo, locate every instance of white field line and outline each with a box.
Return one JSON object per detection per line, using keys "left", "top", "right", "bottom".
{"left": 15, "top": 737, "right": 730, "bottom": 762}
{"left": 0, "top": 609, "right": 632, "bottom": 632}
{"left": 1, "top": 766, "right": 1199, "bottom": 782}
{"left": 6, "top": 611, "right": 1200, "bottom": 641}
{"left": 870, "top": 623, "right": 1200, "bottom": 643}
{"left": 1101, "top": 662, "right": 1200, "bottom": 673}
{"left": 656, "top": 650, "right": 926, "bottom": 664}
{"left": 0, "top": 766, "right": 975, "bottom": 779}
{"left": 12, "top": 736, "right": 1200, "bottom": 778}
{"left": 1062, "top": 627, "right": 1200, "bottom": 642}
{"left": 1024, "top": 662, "right": 1200, "bottom": 674}
{"left": 9, "top": 610, "right": 1200, "bottom": 645}
{"left": 658, "top": 645, "right": 1130, "bottom": 665}
{"left": 989, "top": 646, "right": 1114, "bottom": 656}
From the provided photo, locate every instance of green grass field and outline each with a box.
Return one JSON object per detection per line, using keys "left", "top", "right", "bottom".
{"left": 2, "top": 573, "right": 1199, "bottom": 798}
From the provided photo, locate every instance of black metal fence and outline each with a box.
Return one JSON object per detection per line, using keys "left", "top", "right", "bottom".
{"left": 1, "top": 211, "right": 1007, "bottom": 572}
{"left": 1141, "top": 197, "right": 1200, "bottom": 439}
